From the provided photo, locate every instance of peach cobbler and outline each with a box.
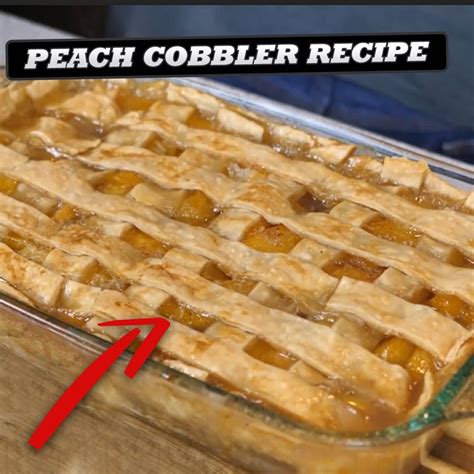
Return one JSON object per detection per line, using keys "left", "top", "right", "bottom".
{"left": 0, "top": 78, "right": 472, "bottom": 433}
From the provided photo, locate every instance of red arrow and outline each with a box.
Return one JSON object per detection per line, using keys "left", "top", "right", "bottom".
{"left": 29, "top": 317, "right": 170, "bottom": 450}
{"left": 98, "top": 318, "right": 171, "bottom": 379}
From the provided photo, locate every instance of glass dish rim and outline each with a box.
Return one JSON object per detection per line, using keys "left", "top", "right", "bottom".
{"left": 0, "top": 75, "right": 472, "bottom": 448}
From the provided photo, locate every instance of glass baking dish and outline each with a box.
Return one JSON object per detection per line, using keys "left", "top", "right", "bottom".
{"left": 0, "top": 76, "right": 472, "bottom": 473}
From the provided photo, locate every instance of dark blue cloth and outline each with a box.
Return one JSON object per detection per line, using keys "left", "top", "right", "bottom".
{"left": 215, "top": 75, "right": 474, "bottom": 164}
{"left": 107, "top": 6, "right": 474, "bottom": 135}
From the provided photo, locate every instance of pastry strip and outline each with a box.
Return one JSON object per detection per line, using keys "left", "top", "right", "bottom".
{"left": 0, "top": 243, "right": 64, "bottom": 306}
{"left": 0, "top": 280, "right": 33, "bottom": 305}
{"left": 48, "top": 90, "right": 119, "bottom": 127}
{"left": 28, "top": 117, "right": 101, "bottom": 155}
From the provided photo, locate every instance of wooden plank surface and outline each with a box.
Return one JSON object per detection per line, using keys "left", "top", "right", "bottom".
{"left": 0, "top": 334, "right": 243, "bottom": 474}
{"left": 416, "top": 419, "right": 474, "bottom": 474}
{"left": 0, "top": 303, "right": 472, "bottom": 473}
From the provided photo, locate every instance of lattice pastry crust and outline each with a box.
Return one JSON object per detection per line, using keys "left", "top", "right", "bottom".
{"left": 0, "top": 78, "right": 472, "bottom": 433}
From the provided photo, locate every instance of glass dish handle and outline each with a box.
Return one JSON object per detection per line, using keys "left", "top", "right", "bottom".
{"left": 445, "top": 371, "right": 474, "bottom": 421}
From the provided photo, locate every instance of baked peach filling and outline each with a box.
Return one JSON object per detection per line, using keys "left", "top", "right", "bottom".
{"left": 159, "top": 297, "right": 215, "bottom": 331}
{"left": 457, "top": 254, "right": 474, "bottom": 269}
{"left": 2, "top": 231, "right": 49, "bottom": 264}
{"left": 308, "top": 312, "right": 337, "bottom": 327}
{"left": 82, "top": 263, "right": 128, "bottom": 292}
{"left": 186, "top": 111, "right": 216, "bottom": 131}
{"left": 145, "top": 136, "right": 181, "bottom": 157}
{"left": 374, "top": 337, "right": 415, "bottom": 366}
{"left": 55, "top": 113, "right": 104, "bottom": 138}
{"left": 406, "top": 348, "right": 437, "bottom": 382}
{"left": 338, "top": 161, "right": 380, "bottom": 182}
{"left": 95, "top": 170, "right": 144, "bottom": 196}
{"left": 397, "top": 187, "right": 462, "bottom": 211}
{"left": 219, "top": 278, "right": 257, "bottom": 295}
{"left": 244, "top": 338, "right": 297, "bottom": 370}
{"left": 200, "top": 262, "right": 230, "bottom": 282}
{"left": 174, "top": 190, "right": 218, "bottom": 226}
{"left": 3, "top": 231, "right": 34, "bottom": 252}
{"left": 122, "top": 227, "right": 170, "bottom": 257}
{"left": 374, "top": 336, "right": 436, "bottom": 383}
{"left": 428, "top": 293, "right": 473, "bottom": 329}
{"left": 337, "top": 390, "right": 380, "bottom": 417}
{"left": 323, "top": 253, "right": 386, "bottom": 282}
{"left": 115, "top": 90, "right": 156, "bottom": 112}
{"left": 22, "top": 141, "right": 58, "bottom": 161}
{"left": 295, "top": 192, "right": 337, "bottom": 213}
{"left": 363, "top": 215, "right": 421, "bottom": 246}
{"left": 52, "top": 203, "right": 81, "bottom": 222}
{"left": 0, "top": 174, "right": 18, "bottom": 195}
{"left": 242, "top": 221, "right": 301, "bottom": 253}
{"left": 50, "top": 307, "right": 89, "bottom": 329}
